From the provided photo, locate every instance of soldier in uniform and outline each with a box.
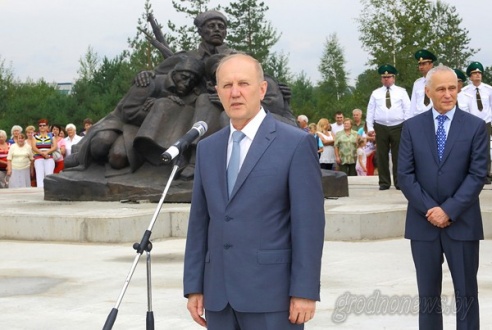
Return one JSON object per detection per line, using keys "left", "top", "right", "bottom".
{"left": 454, "top": 68, "right": 467, "bottom": 93}
{"left": 459, "top": 62, "right": 492, "bottom": 184}
{"left": 366, "top": 64, "right": 411, "bottom": 190}
{"left": 410, "top": 49, "right": 437, "bottom": 117}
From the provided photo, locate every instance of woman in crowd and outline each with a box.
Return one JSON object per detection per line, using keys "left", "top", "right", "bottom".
{"left": 30, "top": 119, "right": 57, "bottom": 188}
{"left": 25, "top": 125, "right": 37, "bottom": 186}
{"left": 0, "top": 130, "right": 10, "bottom": 187}
{"left": 58, "top": 127, "right": 67, "bottom": 138}
{"left": 25, "top": 125, "right": 36, "bottom": 143}
{"left": 317, "top": 118, "right": 336, "bottom": 170}
{"left": 9, "top": 125, "right": 23, "bottom": 144}
{"left": 6, "top": 133, "right": 33, "bottom": 188}
{"left": 334, "top": 118, "right": 358, "bottom": 176}
{"left": 51, "top": 124, "right": 66, "bottom": 173}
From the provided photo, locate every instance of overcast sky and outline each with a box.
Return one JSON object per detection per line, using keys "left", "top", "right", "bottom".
{"left": 1, "top": 0, "right": 490, "bottom": 85}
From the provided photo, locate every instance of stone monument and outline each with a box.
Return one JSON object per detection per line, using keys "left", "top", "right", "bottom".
{"left": 44, "top": 10, "right": 347, "bottom": 202}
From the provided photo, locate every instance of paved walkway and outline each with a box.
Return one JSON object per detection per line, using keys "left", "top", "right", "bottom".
{"left": 1, "top": 177, "right": 491, "bottom": 329}
{"left": 1, "top": 238, "right": 491, "bottom": 329}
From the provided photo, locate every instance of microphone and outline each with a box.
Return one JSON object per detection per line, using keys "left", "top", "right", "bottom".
{"left": 161, "top": 121, "right": 208, "bottom": 163}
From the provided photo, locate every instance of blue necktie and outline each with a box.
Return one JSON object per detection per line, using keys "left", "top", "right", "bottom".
{"left": 436, "top": 114, "right": 448, "bottom": 161}
{"left": 228, "top": 131, "right": 246, "bottom": 196}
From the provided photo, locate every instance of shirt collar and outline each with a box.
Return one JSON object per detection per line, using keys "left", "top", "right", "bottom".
{"left": 432, "top": 106, "right": 456, "bottom": 121}
{"left": 229, "top": 107, "right": 266, "bottom": 142}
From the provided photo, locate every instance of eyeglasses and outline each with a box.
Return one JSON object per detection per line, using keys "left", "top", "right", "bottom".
{"left": 39, "top": 124, "right": 47, "bottom": 127}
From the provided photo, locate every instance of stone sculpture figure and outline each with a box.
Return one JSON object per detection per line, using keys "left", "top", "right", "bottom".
{"left": 45, "top": 10, "right": 300, "bottom": 202}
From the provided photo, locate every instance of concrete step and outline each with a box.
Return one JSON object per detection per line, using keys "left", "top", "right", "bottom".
{"left": 1, "top": 177, "right": 491, "bottom": 242}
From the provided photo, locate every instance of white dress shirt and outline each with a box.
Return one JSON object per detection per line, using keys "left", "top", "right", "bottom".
{"left": 227, "top": 107, "right": 266, "bottom": 169}
{"left": 460, "top": 83, "right": 492, "bottom": 123}
{"left": 64, "top": 134, "right": 83, "bottom": 157}
{"left": 410, "top": 77, "right": 433, "bottom": 117}
{"left": 366, "top": 84, "right": 411, "bottom": 132}
{"left": 432, "top": 107, "right": 456, "bottom": 137}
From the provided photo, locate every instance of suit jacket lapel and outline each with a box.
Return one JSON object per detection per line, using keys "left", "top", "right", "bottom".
{"left": 214, "top": 127, "right": 230, "bottom": 203}
{"left": 424, "top": 111, "right": 440, "bottom": 165}
{"left": 229, "top": 114, "right": 276, "bottom": 200}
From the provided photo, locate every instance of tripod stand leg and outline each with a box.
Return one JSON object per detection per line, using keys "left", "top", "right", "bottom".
{"left": 101, "top": 161, "right": 181, "bottom": 329}
{"left": 146, "top": 251, "right": 154, "bottom": 330}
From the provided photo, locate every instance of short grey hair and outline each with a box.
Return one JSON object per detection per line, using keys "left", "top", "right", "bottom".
{"left": 297, "top": 115, "right": 308, "bottom": 123}
{"left": 65, "top": 123, "right": 76, "bottom": 131}
{"left": 11, "top": 125, "right": 23, "bottom": 136}
{"left": 0, "top": 130, "right": 7, "bottom": 139}
{"left": 425, "top": 64, "right": 457, "bottom": 87}
{"left": 352, "top": 109, "right": 362, "bottom": 115}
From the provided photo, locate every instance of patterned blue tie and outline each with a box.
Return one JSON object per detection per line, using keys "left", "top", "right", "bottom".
{"left": 436, "top": 114, "right": 448, "bottom": 161}
{"left": 227, "top": 131, "right": 246, "bottom": 196}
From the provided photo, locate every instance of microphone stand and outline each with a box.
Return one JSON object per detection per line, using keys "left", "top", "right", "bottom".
{"left": 102, "top": 154, "right": 187, "bottom": 330}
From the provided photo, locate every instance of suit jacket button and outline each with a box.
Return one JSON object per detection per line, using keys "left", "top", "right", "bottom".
{"left": 225, "top": 216, "right": 232, "bottom": 222}
{"left": 224, "top": 244, "right": 232, "bottom": 249}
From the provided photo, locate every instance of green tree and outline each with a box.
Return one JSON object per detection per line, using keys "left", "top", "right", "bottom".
{"left": 263, "top": 51, "right": 292, "bottom": 84}
{"left": 318, "top": 33, "right": 348, "bottom": 102}
{"left": 352, "top": 69, "right": 381, "bottom": 110}
{"left": 166, "top": 0, "right": 214, "bottom": 52}
{"left": 77, "top": 46, "right": 99, "bottom": 81}
{"left": 224, "top": 0, "right": 280, "bottom": 65}
{"left": 289, "top": 71, "right": 317, "bottom": 120}
{"left": 483, "top": 65, "right": 492, "bottom": 85}
{"left": 126, "top": 0, "right": 165, "bottom": 72}
{"left": 427, "top": 0, "right": 478, "bottom": 68}
{"left": 72, "top": 55, "right": 134, "bottom": 122}
{"left": 357, "top": 0, "right": 477, "bottom": 92}
{"left": 4, "top": 79, "right": 73, "bottom": 129}
{"left": 0, "top": 57, "right": 16, "bottom": 127}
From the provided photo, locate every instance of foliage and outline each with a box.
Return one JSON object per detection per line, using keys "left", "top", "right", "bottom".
{"left": 126, "top": 0, "right": 166, "bottom": 71}
{"left": 166, "top": 0, "right": 215, "bottom": 52}
{"left": 357, "top": 0, "right": 478, "bottom": 91}
{"left": 263, "top": 51, "right": 292, "bottom": 84}
{"left": 318, "top": 33, "right": 348, "bottom": 102}
{"left": 77, "top": 46, "right": 99, "bottom": 81}
{"left": 427, "top": 0, "right": 479, "bottom": 69}
{"left": 71, "top": 55, "right": 134, "bottom": 122}
{"left": 483, "top": 66, "right": 492, "bottom": 86}
{"left": 0, "top": 78, "right": 74, "bottom": 130}
{"left": 289, "top": 71, "right": 316, "bottom": 119}
{"left": 224, "top": 0, "right": 280, "bottom": 65}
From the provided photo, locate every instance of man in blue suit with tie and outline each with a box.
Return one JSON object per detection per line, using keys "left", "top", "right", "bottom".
{"left": 183, "top": 53, "right": 325, "bottom": 329}
{"left": 398, "top": 65, "right": 488, "bottom": 329}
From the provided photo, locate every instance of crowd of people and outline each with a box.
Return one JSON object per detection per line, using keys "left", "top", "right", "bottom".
{"left": 298, "top": 49, "right": 492, "bottom": 191}
{"left": 298, "top": 109, "right": 376, "bottom": 177}
{"left": 0, "top": 118, "right": 92, "bottom": 188}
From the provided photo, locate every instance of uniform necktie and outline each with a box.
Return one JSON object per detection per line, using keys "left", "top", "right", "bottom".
{"left": 227, "top": 131, "right": 246, "bottom": 196}
{"left": 424, "top": 94, "right": 430, "bottom": 107}
{"left": 476, "top": 88, "right": 483, "bottom": 111}
{"left": 385, "top": 87, "right": 391, "bottom": 108}
{"left": 436, "top": 114, "right": 448, "bottom": 161}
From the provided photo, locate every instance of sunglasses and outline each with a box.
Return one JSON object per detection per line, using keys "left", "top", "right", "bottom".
{"left": 39, "top": 124, "right": 47, "bottom": 127}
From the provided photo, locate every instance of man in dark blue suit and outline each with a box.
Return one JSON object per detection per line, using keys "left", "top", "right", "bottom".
{"left": 183, "top": 54, "right": 325, "bottom": 329}
{"left": 398, "top": 65, "right": 488, "bottom": 329}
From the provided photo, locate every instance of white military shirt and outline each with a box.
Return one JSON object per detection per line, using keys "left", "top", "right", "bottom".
{"left": 366, "top": 84, "right": 411, "bottom": 132}
{"left": 410, "top": 76, "right": 433, "bottom": 117}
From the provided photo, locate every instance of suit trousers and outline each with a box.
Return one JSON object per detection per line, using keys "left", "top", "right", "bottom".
{"left": 486, "top": 122, "right": 491, "bottom": 178}
{"left": 205, "top": 304, "right": 303, "bottom": 330}
{"left": 374, "top": 123, "right": 402, "bottom": 187}
{"left": 410, "top": 231, "right": 480, "bottom": 330}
